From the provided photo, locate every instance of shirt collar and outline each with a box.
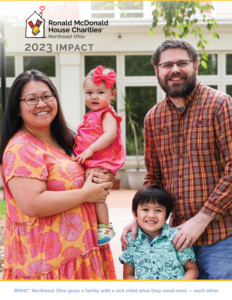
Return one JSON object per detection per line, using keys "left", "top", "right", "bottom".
{"left": 138, "top": 223, "right": 171, "bottom": 243}
{"left": 165, "top": 80, "right": 201, "bottom": 108}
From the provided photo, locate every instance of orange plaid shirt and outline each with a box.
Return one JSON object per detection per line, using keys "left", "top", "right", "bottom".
{"left": 144, "top": 81, "right": 232, "bottom": 245}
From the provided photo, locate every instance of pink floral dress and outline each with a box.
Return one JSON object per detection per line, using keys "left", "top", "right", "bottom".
{"left": 73, "top": 106, "right": 126, "bottom": 175}
{"left": 1, "top": 131, "right": 116, "bottom": 280}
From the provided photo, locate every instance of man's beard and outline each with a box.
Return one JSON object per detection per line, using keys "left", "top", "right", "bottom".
{"left": 157, "top": 69, "right": 196, "bottom": 98}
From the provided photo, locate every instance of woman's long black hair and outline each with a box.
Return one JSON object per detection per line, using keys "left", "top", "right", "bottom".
{"left": 0, "top": 69, "right": 75, "bottom": 161}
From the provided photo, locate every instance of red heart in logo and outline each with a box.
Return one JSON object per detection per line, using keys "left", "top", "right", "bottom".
{"left": 39, "top": 6, "right": 45, "bottom": 12}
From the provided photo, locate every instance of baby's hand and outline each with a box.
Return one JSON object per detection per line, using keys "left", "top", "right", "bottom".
{"left": 75, "top": 148, "right": 94, "bottom": 164}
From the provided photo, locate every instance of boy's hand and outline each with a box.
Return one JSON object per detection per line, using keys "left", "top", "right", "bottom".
{"left": 75, "top": 148, "right": 94, "bottom": 164}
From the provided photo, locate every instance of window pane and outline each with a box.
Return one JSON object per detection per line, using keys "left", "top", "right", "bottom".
{"left": 91, "top": 1, "right": 114, "bottom": 10}
{"left": 125, "top": 86, "right": 157, "bottom": 155}
{"left": 120, "top": 13, "right": 143, "bottom": 18}
{"left": 84, "top": 56, "right": 117, "bottom": 112}
{"left": 121, "top": 1, "right": 143, "bottom": 10}
{"left": 0, "top": 56, "right": 15, "bottom": 78}
{"left": 0, "top": 87, "right": 10, "bottom": 133}
{"left": 226, "top": 85, "right": 232, "bottom": 97}
{"left": 226, "top": 54, "right": 232, "bottom": 75}
{"left": 23, "top": 56, "right": 56, "bottom": 77}
{"left": 208, "top": 85, "right": 218, "bottom": 90}
{"left": 125, "top": 55, "right": 155, "bottom": 76}
{"left": 92, "top": 13, "right": 114, "bottom": 18}
{"left": 85, "top": 56, "right": 116, "bottom": 74}
{"left": 198, "top": 54, "right": 217, "bottom": 75}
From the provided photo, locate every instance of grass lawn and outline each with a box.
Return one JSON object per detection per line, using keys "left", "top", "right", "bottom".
{"left": 0, "top": 200, "right": 5, "bottom": 218}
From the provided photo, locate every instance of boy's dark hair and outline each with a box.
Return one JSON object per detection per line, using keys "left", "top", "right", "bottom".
{"left": 151, "top": 39, "right": 199, "bottom": 67}
{"left": 132, "top": 186, "right": 173, "bottom": 219}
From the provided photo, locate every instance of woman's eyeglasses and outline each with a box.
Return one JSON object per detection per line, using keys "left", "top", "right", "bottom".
{"left": 158, "top": 60, "right": 192, "bottom": 69}
{"left": 19, "top": 92, "right": 55, "bottom": 106}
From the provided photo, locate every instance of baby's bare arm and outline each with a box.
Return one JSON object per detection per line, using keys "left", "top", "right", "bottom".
{"left": 89, "top": 112, "right": 117, "bottom": 152}
{"left": 76, "top": 112, "right": 117, "bottom": 164}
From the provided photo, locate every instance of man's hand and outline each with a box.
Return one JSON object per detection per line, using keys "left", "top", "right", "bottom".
{"left": 173, "top": 211, "right": 213, "bottom": 252}
{"left": 120, "top": 219, "right": 138, "bottom": 251}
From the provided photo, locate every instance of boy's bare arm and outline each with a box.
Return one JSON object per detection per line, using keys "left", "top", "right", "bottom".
{"left": 123, "top": 263, "right": 136, "bottom": 280}
{"left": 182, "top": 259, "right": 199, "bottom": 280}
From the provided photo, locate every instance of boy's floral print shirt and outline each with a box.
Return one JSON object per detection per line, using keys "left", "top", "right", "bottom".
{"left": 119, "top": 223, "right": 196, "bottom": 280}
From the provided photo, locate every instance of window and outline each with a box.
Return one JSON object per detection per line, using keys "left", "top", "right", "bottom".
{"left": 84, "top": 56, "right": 116, "bottom": 75}
{"left": 125, "top": 55, "right": 155, "bottom": 76}
{"left": 84, "top": 55, "right": 117, "bottom": 111}
{"left": 208, "top": 85, "right": 218, "bottom": 90}
{"left": 23, "top": 56, "right": 56, "bottom": 77}
{"left": 91, "top": 1, "right": 144, "bottom": 19}
{"left": 125, "top": 86, "right": 157, "bottom": 155}
{"left": 0, "top": 87, "right": 10, "bottom": 130}
{"left": 226, "top": 85, "right": 232, "bottom": 97}
{"left": 198, "top": 54, "right": 217, "bottom": 75}
{"left": 0, "top": 56, "right": 15, "bottom": 77}
{"left": 226, "top": 54, "right": 232, "bottom": 75}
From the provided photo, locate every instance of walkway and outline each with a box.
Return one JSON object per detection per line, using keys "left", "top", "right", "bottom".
{"left": 108, "top": 189, "right": 137, "bottom": 279}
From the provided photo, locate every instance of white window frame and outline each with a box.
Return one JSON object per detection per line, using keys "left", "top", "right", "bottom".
{"left": 225, "top": 53, "right": 232, "bottom": 77}
{"left": 82, "top": 1, "right": 150, "bottom": 20}
{"left": 1, "top": 53, "right": 60, "bottom": 101}
{"left": 197, "top": 52, "right": 220, "bottom": 79}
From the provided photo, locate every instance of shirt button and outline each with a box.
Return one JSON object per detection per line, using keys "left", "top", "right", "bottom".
{"left": 180, "top": 154, "right": 182, "bottom": 158}
{"left": 160, "top": 129, "right": 163, "bottom": 132}
{"left": 151, "top": 244, "right": 153, "bottom": 247}
{"left": 182, "top": 216, "right": 185, "bottom": 220}
{"left": 153, "top": 261, "right": 155, "bottom": 264}
{"left": 179, "top": 196, "right": 182, "bottom": 199}
{"left": 156, "top": 276, "right": 159, "bottom": 279}
{"left": 199, "top": 121, "right": 201, "bottom": 124}
{"left": 179, "top": 175, "right": 182, "bottom": 178}
{"left": 180, "top": 134, "right": 183, "bottom": 137}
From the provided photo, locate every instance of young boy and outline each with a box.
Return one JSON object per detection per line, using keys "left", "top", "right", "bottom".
{"left": 119, "top": 186, "right": 199, "bottom": 280}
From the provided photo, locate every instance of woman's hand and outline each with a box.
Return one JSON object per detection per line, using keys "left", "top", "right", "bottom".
{"left": 8, "top": 170, "right": 111, "bottom": 218}
{"left": 93, "top": 168, "right": 115, "bottom": 187}
{"left": 82, "top": 170, "right": 112, "bottom": 203}
{"left": 120, "top": 219, "right": 138, "bottom": 251}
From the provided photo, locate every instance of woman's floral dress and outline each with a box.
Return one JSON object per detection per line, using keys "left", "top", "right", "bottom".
{"left": 1, "top": 131, "right": 116, "bottom": 280}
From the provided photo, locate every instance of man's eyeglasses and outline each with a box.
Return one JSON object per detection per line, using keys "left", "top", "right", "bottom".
{"left": 20, "top": 92, "right": 55, "bottom": 106}
{"left": 158, "top": 60, "right": 192, "bottom": 70}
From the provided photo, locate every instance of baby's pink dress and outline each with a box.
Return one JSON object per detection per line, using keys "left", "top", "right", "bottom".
{"left": 73, "top": 106, "right": 126, "bottom": 175}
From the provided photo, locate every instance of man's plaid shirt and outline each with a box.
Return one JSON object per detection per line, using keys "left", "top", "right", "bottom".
{"left": 144, "top": 81, "right": 232, "bottom": 245}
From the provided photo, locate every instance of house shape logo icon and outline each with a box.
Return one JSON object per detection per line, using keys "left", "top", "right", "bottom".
{"left": 25, "top": 7, "right": 46, "bottom": 38}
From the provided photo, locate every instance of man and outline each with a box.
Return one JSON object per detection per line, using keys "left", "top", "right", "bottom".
{"left": 122, "top": 39, "right": 232, "bottom": 279}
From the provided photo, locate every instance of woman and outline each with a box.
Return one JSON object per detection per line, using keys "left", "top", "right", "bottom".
{"left": 0, "top": 70, "right": 116, "bottom": 280}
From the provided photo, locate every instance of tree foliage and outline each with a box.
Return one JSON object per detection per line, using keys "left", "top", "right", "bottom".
{"left": 104, "top": 1, "right": 220, "bottom": 69}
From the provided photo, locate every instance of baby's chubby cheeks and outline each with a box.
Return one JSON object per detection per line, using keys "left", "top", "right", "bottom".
{"left": 83, "top": 65, "right": 117, "bottom": 112}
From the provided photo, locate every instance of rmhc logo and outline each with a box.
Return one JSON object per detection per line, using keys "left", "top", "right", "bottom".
{"left": 25, "top": 6, "right": 46, "bottom": 38}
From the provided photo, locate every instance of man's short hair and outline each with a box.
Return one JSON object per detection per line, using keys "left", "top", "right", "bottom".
{"left": 132, "top": 186, "right": 173, "bottom": 219}
{"left": 151, "top": 39, "right": 199, "bottom": 67}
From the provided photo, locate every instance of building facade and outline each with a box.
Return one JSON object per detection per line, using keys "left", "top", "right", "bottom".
{"left": 1, "top": 1, "right": 232, "bottom": 187}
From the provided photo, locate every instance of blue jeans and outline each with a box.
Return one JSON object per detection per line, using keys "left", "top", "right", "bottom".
{"left": 193, "top": 236, "right": 232, "bottom": 279}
